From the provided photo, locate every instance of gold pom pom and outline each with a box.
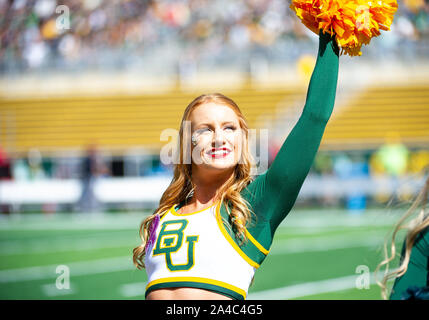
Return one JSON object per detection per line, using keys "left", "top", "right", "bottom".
{"left": 290, "top": 0, "right": 399, "bottom": 56}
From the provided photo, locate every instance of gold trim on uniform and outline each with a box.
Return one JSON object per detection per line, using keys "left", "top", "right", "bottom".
{"left": 146, "top": 276, "right": 247, "bottom": 299}
{"left": 215, "top": 203, "right": 260, "bottom": 269}
{"left": 244, "top": 229, "right": 270, "bottom": 255}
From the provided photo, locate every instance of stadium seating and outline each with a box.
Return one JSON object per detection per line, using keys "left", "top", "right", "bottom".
{"left": 323, "top": 83, "right": 429, "bottom": 150}
{"left": 0, "top": 83, "right": 428, "bottom": 155}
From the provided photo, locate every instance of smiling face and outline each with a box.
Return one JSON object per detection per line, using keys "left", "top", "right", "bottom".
{"left": 189, "top": 102, "right": 243, "bottom": 173}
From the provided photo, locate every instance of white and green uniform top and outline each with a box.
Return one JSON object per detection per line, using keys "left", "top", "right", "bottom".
{"left": 145, "top": 202, "right": 257, "bottom": 300}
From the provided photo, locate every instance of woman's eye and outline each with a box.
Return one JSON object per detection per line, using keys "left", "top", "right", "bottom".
{"left": 197, "top": 128, "right": 211, "bottom": 134}
{"left": 225, "top": 126, "right": 236, "bottom": 131}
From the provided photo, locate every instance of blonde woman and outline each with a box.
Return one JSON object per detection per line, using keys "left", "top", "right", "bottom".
{"left": 133, "top": 30, "right": 340, "bottom": 300}
{"left": 377, "top": 174, "right": 429, "bottom": 300}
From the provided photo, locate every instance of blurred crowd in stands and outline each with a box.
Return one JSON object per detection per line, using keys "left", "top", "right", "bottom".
{"left": 1, "top": 139, "right": 428, "bottom": 181}
{"left": 0, "top": 144, "right": 172, "bottom": 181}
{"left": 1, "top": 0, "right": 429, "bottom": 73}
{"left": 1, "top": 140, "right": 428, "bottom": 211}
{"left": 1, "top": 141, "right": 427, "bottom": 183}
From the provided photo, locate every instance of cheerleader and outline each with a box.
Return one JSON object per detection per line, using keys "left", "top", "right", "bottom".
{"left": 133, "top": 30, "right": 338, "bottom": 300}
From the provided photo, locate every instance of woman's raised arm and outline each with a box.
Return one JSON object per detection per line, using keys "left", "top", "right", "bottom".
{"left": 243, "top": 30, "right": 340, "bottom": 246}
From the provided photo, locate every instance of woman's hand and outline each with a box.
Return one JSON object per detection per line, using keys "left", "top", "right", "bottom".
{"left": 318, "top": 29, "right": 340, "bottom": 58}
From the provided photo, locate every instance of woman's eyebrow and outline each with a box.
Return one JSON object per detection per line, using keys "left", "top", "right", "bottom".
{"left": 222, "top": 121, "right": 237, "bottom": 126}
{"left": 195, "top": 121, "right": 237, "bottom": 128}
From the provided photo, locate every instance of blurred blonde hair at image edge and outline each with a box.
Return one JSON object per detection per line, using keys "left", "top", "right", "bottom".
{"left": 376, "top": 166, "right": 429, "bottom": 299}
{"left": 133, "top": 93, "right": 256, "bottom": 269}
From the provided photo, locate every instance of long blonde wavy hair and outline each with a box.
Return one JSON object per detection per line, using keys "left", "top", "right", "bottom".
{"left": 133, "top": 93, "right": 256, "bottom": 270}
{"left": 375, "top": 171, "right": 429, "bottom": 299}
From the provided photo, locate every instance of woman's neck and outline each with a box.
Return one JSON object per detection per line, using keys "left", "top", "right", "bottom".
{"left": 184, "top": 168, "right": 234, "bottom": 210}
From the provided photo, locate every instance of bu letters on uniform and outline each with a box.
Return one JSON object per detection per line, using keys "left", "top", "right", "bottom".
{"left": 153, "top": 219, "right": 199, "bottom": 271}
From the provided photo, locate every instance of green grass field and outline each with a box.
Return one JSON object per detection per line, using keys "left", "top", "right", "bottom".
{"left": 0, "top": 208, "right": 404, "bottom": 300}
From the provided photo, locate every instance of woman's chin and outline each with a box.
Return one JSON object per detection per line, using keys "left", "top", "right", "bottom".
{"left": 191, "top": 153, "right": 239, "bottom": 174}
{"left": 199, "top": 159, "right": 237, "bottom": 173}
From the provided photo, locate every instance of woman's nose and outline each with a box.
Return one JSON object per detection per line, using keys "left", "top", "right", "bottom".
{"left": 212, "top": 129, "right": 226, "bottom": 147}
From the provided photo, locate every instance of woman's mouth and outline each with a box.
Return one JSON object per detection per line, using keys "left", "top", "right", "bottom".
{"left": 207, "top": 147, "right": 232, "bottom": 159}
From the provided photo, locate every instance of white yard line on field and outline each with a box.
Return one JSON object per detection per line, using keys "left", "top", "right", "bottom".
{"left": 40, "top": 283, "right": 78, "bottom": 297}
{"left": 0, "top": 256, "right": 135, "bottom": 283}
{"left": 270, "top": 235, "right": 385, "bottom": 255}
{"left": 119, "top": 282, "right": 148, "bottom": 298}
{"left": 0, "top": 213, "right": 143, "bottom": 231}
{"left": 277, "top": 214, "right": 400, "bottom": 230}
{"left": 0, "top": 235, "right": 136, "bottom": 255}
{"left": 247, "top": 271, "right": 386, "bottom": 300}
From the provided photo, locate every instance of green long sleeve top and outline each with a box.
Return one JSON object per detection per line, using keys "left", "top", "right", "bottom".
{"left": 390, "top": 227, "right": 429, "bottom": 300}
{"left": 218, "top": 30, "right": 340, "bottom": 266}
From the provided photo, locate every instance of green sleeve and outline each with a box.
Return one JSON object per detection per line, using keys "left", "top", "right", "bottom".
{"left": 242, "top": 30, "right": 340, "bottom": 250}
{"left": 389, "top": 228, "right": 429, "bottom": 300}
